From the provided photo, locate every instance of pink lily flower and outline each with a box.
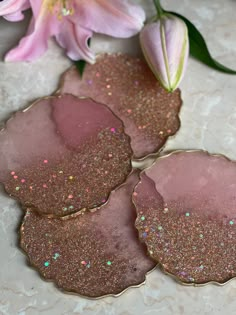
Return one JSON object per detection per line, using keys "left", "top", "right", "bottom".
{"left": 0, "top": 0, "right": 30, "bottom": 22}
{"left": 5, "top": 0, "right": 145, "bottom": 63}
{"left": 140, "top": 14, "right": 189, "bottom": 92}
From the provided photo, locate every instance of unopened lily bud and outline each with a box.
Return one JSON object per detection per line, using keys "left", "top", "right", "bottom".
{"left": 140, "top": 13, "right": 189, "bottom": 92}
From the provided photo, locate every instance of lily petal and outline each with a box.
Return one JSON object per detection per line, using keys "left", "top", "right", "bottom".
{"left": 4, "top": 11, "right": 25, "bottom": 21}
{"left": 140, "top": 22, "right": 168, "bottom": 88}
{"left": 0, "top": 0, "right": 30, "bottom": 21}
{"left": 72, "top": 0, "right": 145, "bottom": 38}
{"left": 56, "top": 22, "right": 95, "bottom": 64}
{"left": 163, "top": 15, "right": 189, "bottom": 87}
{"left": 140, "top": 14, "right": 189, "bottom": 92}
{"left": 5, "top": 0, "right": 146, "bottom": 63}
{"left": 5, "top": 14, "right": 59, "bottom": 62}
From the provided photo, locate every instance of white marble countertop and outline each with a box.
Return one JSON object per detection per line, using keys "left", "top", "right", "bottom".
{"left": 1, "top": 0, "right": 236, "bottom": 314}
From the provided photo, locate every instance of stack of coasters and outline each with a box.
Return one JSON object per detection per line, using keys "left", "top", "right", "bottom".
{"left": 7, "top": 54, "right": 236, "bottom": 296}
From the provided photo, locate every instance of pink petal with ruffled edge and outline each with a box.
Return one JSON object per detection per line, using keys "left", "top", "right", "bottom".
{"left": 5, "top": 13, "right": 59, "bottom": 62}
{"left": 4, "top": 11, "right": 24, "bottom": 22}
{"left": 73, "top": 0, "right": 145, "bottom": 37}
{"left": 0, "top": 0, "right": 30, "bottom": 21}
{"left": 55, "top": 22, "right": 95, "bottom": 63}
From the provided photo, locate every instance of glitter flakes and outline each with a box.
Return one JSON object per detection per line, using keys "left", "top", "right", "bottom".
{"left": 44, "top": 261, "right": 50, "bottom": 267}
{"left": 53, "top": 253, "right": 60, "bottom": 260}
{"left": 59, "top": 53, "right": 182, "bottom": 159}
{"left": 142, "top": 232, "right": 148, "bottom": 238}
{"left": 134, "top": 151, "right": 236, "bottom": 285}
{"left": 106, "top": 261, "right": 112, "bottom": 266}
{"left": 141, "top": 216, "right": 145, "bottom": 221}
{"left": 81, "top": 260, "right": 91, "bottom": 268}
{"left": 81, "top": 261, "right": 91, "bottom": 268}
{"left": 15, "top": 187, "right": 20, "bottom": 191}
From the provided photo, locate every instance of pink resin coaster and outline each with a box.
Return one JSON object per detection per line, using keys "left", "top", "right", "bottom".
{"left": 134, "top": 151, "right": 236, "bottom": 285}
{"left": 59, "top": 53, "right": 182, "bottom": 159}
{"left": 0, "top": 94, "right": 132, "bottom": 217}
{"left": 20, "top": 173, "right": 156, "bottom": 298}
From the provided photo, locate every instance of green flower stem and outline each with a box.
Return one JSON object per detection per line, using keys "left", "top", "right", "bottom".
{"left": 153, "top": 0, "right": 164, "bottom": 17}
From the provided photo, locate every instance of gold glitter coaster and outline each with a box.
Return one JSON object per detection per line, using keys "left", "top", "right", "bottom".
{"left": 134, "top": 151, "right": 236, "bottom": 285}
{"left": 59, "top": 53, "right": 182, "bottom": 159}
{"left": 0, "top": 94, "right": 133, "bottom": 217}
{"left": 20, "top": 172, "right": 156, "bottom": 298}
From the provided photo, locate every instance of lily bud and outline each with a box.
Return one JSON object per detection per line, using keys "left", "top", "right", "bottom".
{"left": 140, "top": 13, "right": 189, "bottom": 92}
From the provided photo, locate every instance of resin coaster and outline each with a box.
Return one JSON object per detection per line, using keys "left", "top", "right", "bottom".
{"left": 59, "top": 53, "right": 182, "bottom": 159}
{"left": 134, "top": 151, "right": 236, "bottom": 285}
{"left": 20, "top": 173, "right": 156, "bottom": 298}
{"left": 0, "top": 94, "right": 133, "bottom": 217}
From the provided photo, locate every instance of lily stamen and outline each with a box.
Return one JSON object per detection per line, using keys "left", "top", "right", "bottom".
{"left": 47, "top": 0, "right": 74, "bottom": 19}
